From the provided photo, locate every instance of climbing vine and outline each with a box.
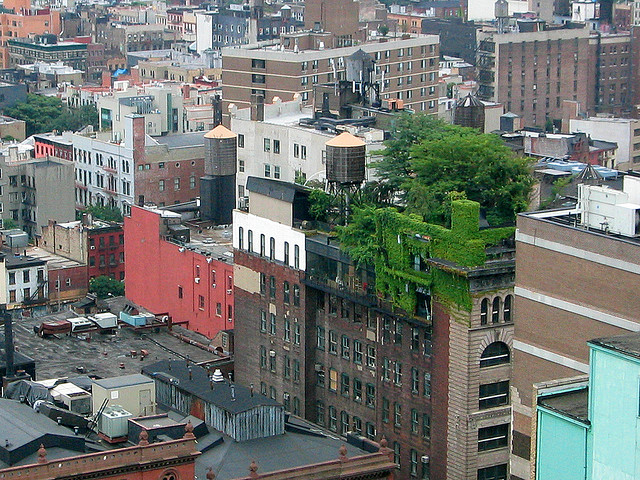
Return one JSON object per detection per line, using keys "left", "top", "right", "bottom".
{"left": 338, "top": 199, "right": 514, "bottom": 316}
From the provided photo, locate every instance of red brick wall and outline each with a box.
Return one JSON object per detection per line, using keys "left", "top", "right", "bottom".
{"left": 125, "top": 206, "right": 234, "bottom": 339}
{"left": 134, "top": 158, "right": 205, "bottom": 207}
{"left": 88, "top": 228, "right": 125, "bottom": 281}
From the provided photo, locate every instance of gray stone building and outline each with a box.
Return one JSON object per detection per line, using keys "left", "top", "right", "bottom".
{"left": 0, "top": 148, "right": 75, "bottom": 237}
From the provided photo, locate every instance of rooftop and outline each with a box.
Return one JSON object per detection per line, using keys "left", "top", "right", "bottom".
{"left": 195, "top": 417, "right": 373, "bottom": 480}
{"left": 589, "top": 332, "right": 640, "bottom": 361}
{"left": 93, "top": 373, "right": 153, "bottom": 390}
{"left": 538, "top": 387, "right": 589, "bottom": 424}
{"left": 4, "top": 253, "right": 46, "bottom": 269}
{"left": 246, "top": 176, "right": 310, "bottom": 204}
{"left": 147, "top": 131, "right": 206, "bottom": 149}
{"left": 24, "top": 246, "right": 84, "bottom": 270}
{"left": 11, "top": 307, "right": 219, "bottom": 379}
{"left": 142, "top": 360, "right": 279, "bottom": 414}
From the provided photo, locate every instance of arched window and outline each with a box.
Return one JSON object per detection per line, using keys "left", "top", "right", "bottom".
{"left": 492, "top": 297, "right": 500, "bottom": 323}
{"left": 503, "top": 295, "right": 513, "bottom": 323}
{"left": 247, "top": 230, "right": 253, "bottom": 252}
{"left": 238, "top": 226, "right": 244, "bottom": 250}
{"left": 480, "top": 342, "right": 510, "bottom": 368}
{"left": 161, "top": 469, "right": 179, "bottom": 480}
{"left": 480, "top": 299, "right": 488, "bottom": 325}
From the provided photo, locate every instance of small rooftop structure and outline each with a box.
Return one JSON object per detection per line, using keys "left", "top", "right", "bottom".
{"left": 325, "top": 131, "right": 366, "bottom": 147}
{"left": 142, "top": 360, "right": 284, "bottom": 442}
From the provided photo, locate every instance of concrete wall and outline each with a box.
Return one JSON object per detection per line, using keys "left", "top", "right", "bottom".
{"left": 91, "top": 380, "right": 156, "bottom": 417}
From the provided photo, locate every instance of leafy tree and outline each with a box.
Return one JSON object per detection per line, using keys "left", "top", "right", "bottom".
{"left": 5, "top": 94, "right": 98, "bottom": 136}
{"left": 2, "top": 219, "right": 17, "bottom": 230}
{"left": 406, "top": 129, "right": 533, "bottom": 225}
{"left": 89, "top": 275, "right": 125, "bottom": 299}
{"left": 84, "top": 205, "right": 123, "bottom": 223}
{"left": 308, "top": 189, "right": 332, "bottom": 222}
{"left": 373, "top": 113, "right": 463, "bottom": 196}
{"left": 378, "top": 25, "right": 389, "bottom": 36}
{"left": 335, "top": 205, "right": 380, "bottom": 266}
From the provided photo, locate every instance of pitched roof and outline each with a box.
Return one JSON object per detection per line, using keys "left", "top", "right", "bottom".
{"left": 325, "top": 132, "right": 366, "bottom": 147}
{"left": 204, "top": 125, "right": 236, "bottom": 139}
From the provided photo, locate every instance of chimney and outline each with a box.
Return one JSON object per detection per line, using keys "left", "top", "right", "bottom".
{"left": 182, "top": 84, "right": 190, "bottom": 99}
{"left": 101, "top": 70, "right": 111, "bottom": 88}
{"left": 250, "top": 94, "right": 265, "bottom": 122}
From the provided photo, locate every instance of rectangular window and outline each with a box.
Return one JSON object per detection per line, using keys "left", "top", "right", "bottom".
{"left": 424, "top": 372, "right": 431, "bottom": 398}
{"left": 269, "top": 313, "right": 276, "bottom": 335}
{"left": 269, "top": 276, "right": 276, "bottom": 299}
{"left": 341, "top": 335, "right": 350, "bottom": 359}
{"left": 394, "top": 362, "right": 402, "bottom": 386}
{"left": 477, "top": 464, "right": 507, "bottom": 480}
{"left": 366, "top": 345, "right": 376, "bottom": 368}
{"left": 274, "top": 166, "right": 280, "bottom": 179}
{"left": 353, "top": 377, "right": 362, "bottom": 402}
{"left": 284, "top": 316, "right": 290, "bottom": 341}
{"left": 264, "top": 164, "right": 271, "bottom": 177}
{"left": 382, "top": 397, "right": 389, "bottom": 422}
{"left": 329, "top": 330, "right": 337, "bottom": 354}
{"left": 198, "top": 295, "right": 205, "bottom": 309}
{"left": 366, "top": 383, "right": 375, "bottom": 408}
{"left": 294, "top": 320, "right": 300, "bottom": 345}
{"left": 412, "top": 367, "right": 419, "bottom": 394}
{"left": 238, "top": 133, "right": 245, "bottom": 147}
{"left": 354, "top": 340, "right": 363, "bottom": 364}
{"left": 341, "top": 373, "right": 350, "bottom": 396}
{"left": 329, "top": 369, "right": 338, "bottom": 391}
{"left": 260, "top": 310, "right": 267, "bottom": 332}
{"left": 273, "top": 139, "right": 280, "bottom": 154}
{"left": 293, "top": 359, "right": 300, "bottom": 382}
{"left": 8, "top": 272, "right": 15, "bottom": 285}
{"left": 284, "top": 355, "right": 291, "bottom": 378}
{"left": 317, "top": 326, "right": 326, "bottom": 350}
{"left": 23, "top": 270, "right": 30, "bottom": 283}
{"left": 394, "top": 403, "right": 402, "bottom": 426}
{"left": 174, "top": 177, "right": 180, "bottom": 190}
{"left": 259, "top": 272, "right": 266, "bottom": 294}
{"left": 264, "top": 138, "right": 271, "bottom": 152}
{"left": 329, "top": 406, "right": 337, "bottom": 432}
{"left": 422, "top": 413, "right": 431, "bottom": 439}
{"left": 382, "top": 357, "right": 390, "bottom": 381}
{"left": 479, "top": 381, "right": 509, "bottom": 409}
{"left": 478, "top": 424, "right": 509, "bottom": 452}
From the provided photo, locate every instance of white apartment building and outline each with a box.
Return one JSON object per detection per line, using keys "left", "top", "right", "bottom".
{"left": 65, "top": 115, "right": 140, "bottom": 214}
{"left": 570, "top": 116, "right": 640, "bottom": 170}
{"left": 229, "top": 96, "right": 385, "bottom": 202}
{"left": 0, "top": 253, "right": 48, "bottom": 309}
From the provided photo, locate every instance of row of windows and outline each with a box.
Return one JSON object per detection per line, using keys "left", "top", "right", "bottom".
{"left": 258, "top": 275, "right": 301, "bottom": 305}
{"left": 259, "top": 347, "right": 301, "bottom": 382}
{"left": 316, "top": 401, "right": 377, "bottom": 440}
{"left": 89, "top": 234, "right": 124, "bottom": 248}
{"left": 259, "top": 382, "right": 301, "bottom": 415}
{"left": 8, "top": 269, "right": 43, "bottom": 285}
{"left": 89, "top": 252, "right": 124, "bottom": 268}
{"left": 238, "top": 228, "right": 301, "bottom": 269}
{"left": 382, "top": 397, "right": 431, "bottom": 441}
{"left": 317, "top": 368, "right": 376, "bottom": 407}
{"left": 158, "top": 176, "right": 197, "bottom": 191}
{"left": 259, "top": 310, "right": 301, "bottom": 343}
{"left": 381, "top": 318, "right": 433, "bottom": 355}
{"left": 480, "top": 295, "right": 512, "bottom": 325}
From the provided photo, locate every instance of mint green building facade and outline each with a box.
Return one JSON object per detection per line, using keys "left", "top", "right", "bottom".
{"left": 535, "top": 332, "right": 640, "bottom": 480}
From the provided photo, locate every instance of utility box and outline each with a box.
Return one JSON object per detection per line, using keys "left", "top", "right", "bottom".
{"left": 99, "top": 405, "right": 133, "bottom": 440}
{"left": 90, "top": 312, "right": 118, "bottom": 331}
{"left": 51, "top": 382, "right": 91, "bottom": 415}
{"left": 119, "top": 310, "right": 154, "bottom": 327}
{"left": 92, "top": 374, "right": 155, "bottom": 417}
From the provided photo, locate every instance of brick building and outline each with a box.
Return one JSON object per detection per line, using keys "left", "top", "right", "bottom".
{"left": 125, "top": 205, "right": 234, "bottom": 340}
{"left": 233, "top": 176, "right": 515, "bottom": 480}
{"left": 477, "top": 25, "right": 640, "bottom": 128}
{"left": 0, "top": 0, "right": 62, "bottom": 68}
{"left": 511, "top": 175, "right": 640, "bottom": 480}
{"left": 40, "top": 216, "right": 125, "bottom": 282}
{"left": 221, "top": 33, "right": 440, "bottom": 116}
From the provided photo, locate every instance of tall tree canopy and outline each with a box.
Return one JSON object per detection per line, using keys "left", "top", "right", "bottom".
{"left": 5, "top": 94, "right": 98, "bottom": 137}
{"left": 374, "top": 113, "right": 533, "bottom": 226}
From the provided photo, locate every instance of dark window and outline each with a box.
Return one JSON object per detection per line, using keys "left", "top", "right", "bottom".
{"left": 478, "top": 424, "right": 509, "bottom": 451}
{"left": 503, "top": 295, "right": 512, "bottom": 322}
{"left": 260, "top": 310, "right": 266, "bottom": 332}
{"left": 178, "top": 286, "right": 183, "bottom": 299}
{"left": 328, "top": 406, "right": 337, "bottom": 432}
{"left": 479, "top": 381, "right": 509, "bottom": 409}
{"left": 366, "top": 383, "right": 375, "bottom": 407}
{"left": 293, "top": 284, "right": 300, "bottom": 306}
{"left": 382, "top": 397, "right": 389, "bottom": 422}
{"left": 480, "top": 342, "right": 511, "bottom": 368}
{"left": 341, "top": 373, "right": 350, "bottom": 396}
{"left": 477, "top": 464, "right": 507, "bottom": 480}
{"left": 422, "top": 413, "right": 431, "bottom": 439}
{"left": 353, "top": 377, "right": 362, "bottom": 402}
{"left": 317, "top": 401, "right": 325, "bottom": 425}
{"left": 259, "top": 273, "right": 266, "bottom": 294}
{"left": 480, "top": 298, "right": 488, "bottom": 325}
{"left": 283, "top": 281, "right": 290, "bottom": 304}
{"left": 269, "top": 276, "right": 276, "bottom": 299}
{"left": 492, "top": 297, "right": 500, "bottom": 323}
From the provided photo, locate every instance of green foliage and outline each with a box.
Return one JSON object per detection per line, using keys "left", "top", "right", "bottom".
{"left": 338, "top": 200, "right": 515, "bottom": 316}
{"left": 84, "top": 205, "right": 123, "bottom": 223}
{"left": 308, "top": 189, "right": 332, "bottom": 222}
{"left": 406, "top": 126, "right": 534, "bottom": 225}
{"left": 378, "top": 24, "right": 389, "bottom": 36}
{"left": 540, "top": 175, "right": 573, "bottom": 209}
{"left": 2, "top": 218, "right": 17, "bottom": 229}
{"left": 89, "top": 275, "right": 125, "bottom": 299}
{"left": 5, "top": 94, "right": 98, "bottom": 137}
{"left": 374, "top": 113, "right": 534, "bottom": 226}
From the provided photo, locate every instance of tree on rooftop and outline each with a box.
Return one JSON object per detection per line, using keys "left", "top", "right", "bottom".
{"left": 4, "top": 94, "right": 98, "bottom": 137}
{"left": 89, "top": 275, "right": 125, "bottom": 299}
{"left": 374, "top": 112, "right": 533, "bottom": 226}
{"left": 83, "top": 205, "right": 123, "bottom": 223}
